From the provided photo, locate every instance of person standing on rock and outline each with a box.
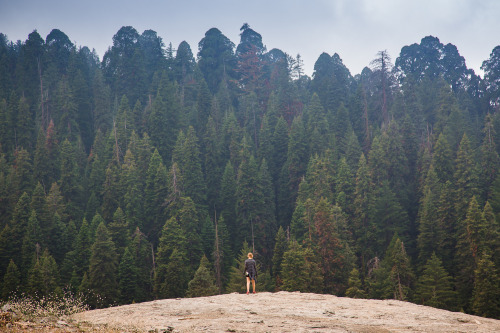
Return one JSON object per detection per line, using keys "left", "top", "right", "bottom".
{"left": 245, "top": 253, "right": 257, "bottom": 294}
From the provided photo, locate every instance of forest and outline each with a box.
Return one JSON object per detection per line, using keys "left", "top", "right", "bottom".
{"left": 0, "top": 23, "right": 500, "bottom": 319}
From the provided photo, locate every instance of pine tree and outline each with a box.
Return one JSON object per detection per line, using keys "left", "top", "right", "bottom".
{"left": 286, "top": 116, "right": 308, "bottom": 202}
{"left": 89, "top": 222, "right": 119, "bottom": 307}
{"left": 108, "top": 207, "right": 130, "bottom": 258}
{"left": 67, "top": 218, "right": 91, "bottom": 288}
{"left": 482, "top": 202, "right": 500, "bottom": 268}
{"left": 281, "top": 240, "right": 323, "bottom": 293}
{"left": 30, "top": 182, "right": 51, "bottom": 245}
{"left": 176, "top": 197, "right": 203, "bottom": 273}
{"left": 154, "top": 215, "right": 190, "bottom": 298}
{"left": 257, "top": 158, "right": 277, "bottom": 264}
{"left": 271, "top": 117, "right": 289, "bottom": 184}
{"left": 15, "top": 95, "right": 33, "bottom": 150}
{"left": 414, "top": 252, "right": 456, "bottom": 310}
{"left": 345, "top": 267, "right": 366, "bottom": 299}
{"left": 432, "top": 132, "right": 453, "bottom": 183}
{"left": 313, "top": 198, "right": 353, "bottom": 294}
{"left": 479, "top": 114, "right": 500, "bottom": 202}
{"left": 333, "top": 103, "right": 352, "bottom": 155}
{"left": 387, "top": 236, "right": 414, "bottom": 301}
{"left": 435, "top": 181, "right": 457, "bottom": 273}
{"left": 143, "top": 149, "right": 168, "bottom": 244}
{"left": 200, "top": 215, "right": 215, "bottom": 259}
{"left": 33, "top": 121, "right": 59, "bottom": 189}
{"left": 472, "top": 252, "right": 500, "bottom": 319}
{"left": 100, "top": 158, "right": 121, "bottom": 222}
{"left": 121, "top": 148, "right": 143, "bottom": 230}
{"left": 89, "top": 213, "right": 105, "bottom": 244}
{"left": 172, "top": 127, "right": 207, "bottom": 208}
{"left": 305, "top": 93, "right": 329, "bottom": 155}
{"left": 453, "top": 134, "right": 478, "bottom": 222}
{"left": 272, "top": 226, "right": 288, "bottom": 290}
{"left": 46, "top": 182, "right": 68, "bottom": 223}
{"left": 455, "top": 196, "right": 483, "bottom": 310}
{"left": 39, "top": 248, "right": 61, "bottom": 297}
{"left": 9, "top": 192, "right": 31, "bottom": 270}
{"left": 1, "top": 259, "right": 21, "bottom": 299}
{"left": 368, "top": 180, "right": 409, "bottom": 256}
{"left": 157, "top": 248, "right": 189, "bottom": 299}
{"left": 118, "top": 247, "right": 136, "bottom": 304}
{"left": 148, "top": 72, "right": 180, "bottom": 160}
{"left": 129, "top": 227, "right": 153, "bottom": 302}
{"left": 59, "top": 139, "right": 83, "bottom": 220}
{"left": 204, "top": 116, "right": 222, "bottom": 215}
{"left": 8, "top": 149, "right": 33, "bottom": 208}
{"left": 194, "top": 77, "right": 212, "bottom": 133}
{"left": 345, "top": 130, "right": 362, "bottom": 171}
{"left": 290, "top": 201, "right": 308, "bottom": 243}
{"left": 370, "top": 234, "right": 414, "bottom": 301}
{"left": 417, "top": 165, "right": 442, "bottom": 268}
{"left": 335, "top": 157, "right": 354, "bottom": 214}
{"left": 50, "top": 212, "right": 67, "bottom": 264}
{"left": 186, "top": 255, "right": 218, "bottom": 297}
{"left": 236, "top": 154, "right": 262, "bottom": 252}
{"left": 218, "top": 161, "right": 237, "bottom": 252}
{"left": 352, "top": 153, "right": 374, "bottom": 270}
{"left": 21, "top": 210, "right": 42, "bottom": 275}
{"left": 26, "top": 255, "right": 44, "bottom": 297}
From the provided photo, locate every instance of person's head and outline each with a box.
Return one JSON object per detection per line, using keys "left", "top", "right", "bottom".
{"left": 248, "top": 253, "right": 253, "bottom": 259}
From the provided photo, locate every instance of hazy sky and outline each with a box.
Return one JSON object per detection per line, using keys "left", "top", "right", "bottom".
{"left": 1, "top": 0, "right": 499, "bottom": 77}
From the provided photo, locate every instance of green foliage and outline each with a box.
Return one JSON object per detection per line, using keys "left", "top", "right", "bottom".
{"left": 345, "top": 268, "right": 366, "bottom": 299}
{"left": 2, "top": 259, "right": 21, "bottom": 299}
{"left": 186, "top": 255, "right": 218, "bottom": 297}
{"left": 281, "top": 240, "right": 323, "bottom": 293}
{"left": 271, "top": 226, "right": 288, "bottom": 289}
{"left": 88, "top": 222, "right": 119, "bottom": 307}
{"left": 472, "top": 252, "right": 500, "bottom": 318}
{"left": 414, "top": 253, "right": 456, "bottom": 310}
{"left": 369, "top": 234, "right": 414, "bottom": 301}
{"left": 1, "top": 26, "right": 499, "bottom": 316}
{"left": 118, "top": 247, "right": 137, "bottom": 304}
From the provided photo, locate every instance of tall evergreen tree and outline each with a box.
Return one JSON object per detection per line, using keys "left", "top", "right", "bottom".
{"left": 128, "top": 227, "right": 153, "bottom": 302}
{"left": 453, "top": 134, "right": 478, "bottom": 222}
{"left": 281, "top": 240, "right": 323, "bottom": 293}
{"left": 218, "top": 160, "right": 237, "bottom": 252}
{"left": 186, "top": 255, "right": 218, "bottom": 297}
{"left": 417, "top": 165, "right": 442, "bottom": 268}
{"left": 148, "top": 72, "right": 180, "bottom": 160}
{"left": 108, "top": 207, "right": 130, "bottom": 258}
{"left": 472, "top": 252, "right": 500, "bottom": 319}
{"left": 271, "top": 226, "right": 288, "bottom": 290}
{"left": 345, "top": 267, "right": 366, "bottom": 299}
{"left": 118, "top": 247, "right": 136, "bottom": 304}
{"left": 414, "top": 252, "right": 456, "bottom": 310}
{"left": 172, "top": 127, "right": 207, "bottom": 208}
{"left": 1, "top": 259, "right": 21, "bottom": 299}
{"left": 89, "top": 222, "right": 119, "bottom": 307}
{"left": 236, "top": 154, "right": 262, "bottom": 253}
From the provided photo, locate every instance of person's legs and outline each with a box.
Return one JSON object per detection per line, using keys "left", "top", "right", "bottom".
{"left": 251, "top": 279, "right": 256, "bottom": 293}
{"left": 246, "top": 277, "right": 250, "bottom": 294}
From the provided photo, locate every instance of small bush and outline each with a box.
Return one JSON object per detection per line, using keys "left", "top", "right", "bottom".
{"left": 1, "top": 289, "right": 90, "bottom": 322}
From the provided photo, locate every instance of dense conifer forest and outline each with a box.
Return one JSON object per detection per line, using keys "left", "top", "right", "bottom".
{"left": 1, "top": 24, "right": 500, "bottom": 318}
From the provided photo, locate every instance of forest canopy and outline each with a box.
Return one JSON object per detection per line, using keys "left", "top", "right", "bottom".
{"left": 1, "top": 24, "right": 500, "bottom": 319}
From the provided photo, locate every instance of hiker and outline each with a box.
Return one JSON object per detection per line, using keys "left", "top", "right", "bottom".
{"left": 244, "top": 252, "right": 257, "bottom": 294}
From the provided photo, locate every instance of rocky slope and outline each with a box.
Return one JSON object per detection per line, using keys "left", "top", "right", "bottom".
{"left": 71, "top": 291, "right": 500, "bottom": 332}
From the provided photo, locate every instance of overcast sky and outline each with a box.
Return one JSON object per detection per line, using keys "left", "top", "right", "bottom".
{"left": 1, "top": 0, "right": 499, "bottom": 77}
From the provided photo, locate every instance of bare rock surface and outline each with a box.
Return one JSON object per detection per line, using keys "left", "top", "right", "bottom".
{"left": 72, "top": 291, "right": 500, "bottom": 332}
